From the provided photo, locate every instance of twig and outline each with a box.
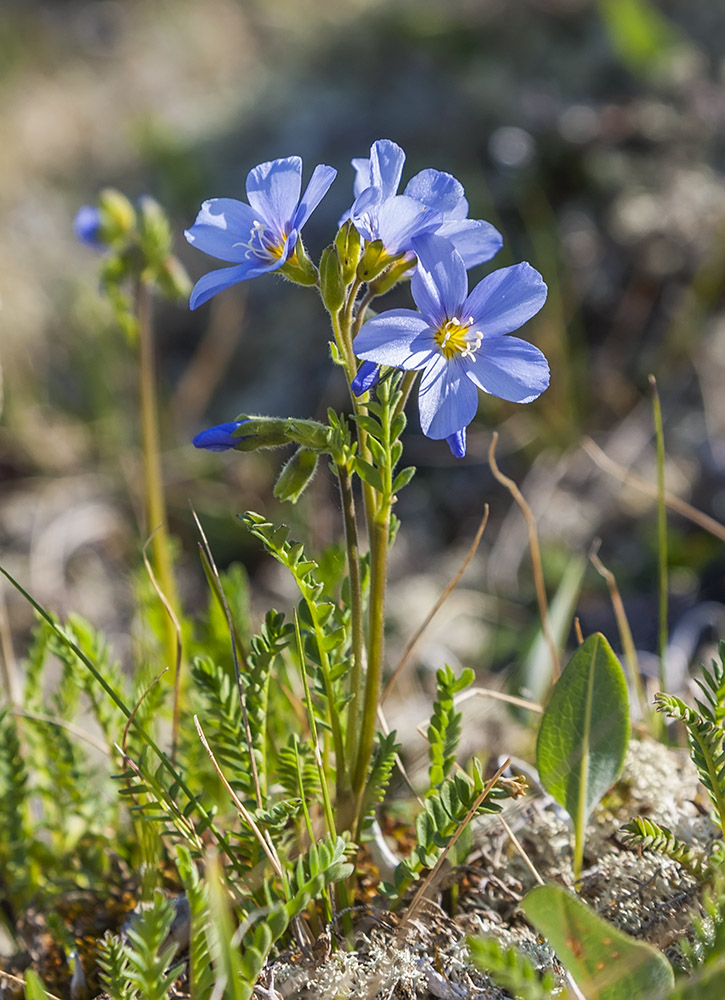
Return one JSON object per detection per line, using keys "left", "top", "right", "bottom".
{"left": 498, "top": 813, "right": 545, "bottom": 886}
{"left": 190, "top": 503, "right": 263, "bottom": 811}
{"left": 451, "top": 686, "right": 543, "bottom": 715}
{"left": 194, "top": 715, "right": 285, "bottom": 884}
{"left": 589, "top": 538, "right": 651, "bottom": 728}
{"left": 581, "top": 436, "right": 725, "bottom": 543}
{"left": 382, "top": 505, "right": 489, "bottom": 703}
{"left": 11, "top": 708, "right": 110, "bottom": 755}
{"left": 488, "top": 433, "right": 559, "bottom": 679}
{"left": 0, "top": 971, "right": 64, "bottom": 1000}
{"left": 397, "top": 757, "right": 511, "bottom": 931}
{"left": 649, "top": 374, "right": 669, "bottom": 698}
{"left": 142, "top": 527, "right": 183, "bottom": 763}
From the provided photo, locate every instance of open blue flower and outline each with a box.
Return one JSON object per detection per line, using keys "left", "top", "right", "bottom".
{"left": 345, "top": 139, "right": 503, "bottom": 268}
{"left": 186, "top": 156, "right": 337, "bottom": 309}
{"left": 353, "top": 234, "right": 549, "bottom": 456}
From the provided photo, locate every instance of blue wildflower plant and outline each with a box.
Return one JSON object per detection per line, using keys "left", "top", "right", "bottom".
{"left": 188, "top": 140, "right": 550, "bottom": 844}
{"left": 185, "top": 156, "right": 337, "bottom": 308}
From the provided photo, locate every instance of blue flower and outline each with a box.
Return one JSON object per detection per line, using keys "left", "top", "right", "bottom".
{"left": 193, "top": 420, "right": 248, "bottom": 451}
{"left": 74, "top": 205, "right": 104, "bottom": 249}
{"left": 344, "top": 140, "right": 503, "bottom": 268}
{"left": 350, "top": 360, "right": 383, "bottom": 396}
{"left": 352, "top": 234, "right": 549, "bottom": 456}
{"left": 185, "top": 156, "right": 337, "bottom": 309}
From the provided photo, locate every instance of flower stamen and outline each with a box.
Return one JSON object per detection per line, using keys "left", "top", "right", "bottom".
{"left": 434, "top": 315, "right": 482, "bottom": 360}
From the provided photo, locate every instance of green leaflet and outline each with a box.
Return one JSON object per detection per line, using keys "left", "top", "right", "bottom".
{"left": 521, "top": 884, "right": 674, "bottom": 1000}
{"left": 536, "top": 632, "right": 630, "bottom": 877}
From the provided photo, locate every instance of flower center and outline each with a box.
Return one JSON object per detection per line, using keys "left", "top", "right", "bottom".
{"left": 434, "top": 316, "right": 482, "bottom": 361}
{"left": 235, "top": 220, "right": 286, "bottom": 262}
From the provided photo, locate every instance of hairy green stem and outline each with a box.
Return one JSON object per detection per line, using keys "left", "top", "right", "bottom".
{"left": 352, "top": 511, "right": 390, "bottom": 810}
{"left": 338, "top": 464, "right": 365, "bottom": 770}
{"left": 137, "top": 279, "right": 180, "bottom": 678}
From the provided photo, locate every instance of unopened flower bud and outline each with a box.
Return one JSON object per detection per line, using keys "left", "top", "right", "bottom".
{"left": 335, "top": 221, "right": 361, "bottom": 283}
{"left": 273, "top": 447, "right": 319, "bottom": 503}
{"left": 357, "top": 240, "right": 390, "bottom": 282}
{"left": 368, "top": 254, "right": 415, "bottom": 297}
{"left": 319, "top": 246, "right": 345, "bottom": 313}
{"left": 98, "top": 188, "right": 137, "bottom": 243}
{"left": 74, "top": 205, "right": 104, "bottom": 249}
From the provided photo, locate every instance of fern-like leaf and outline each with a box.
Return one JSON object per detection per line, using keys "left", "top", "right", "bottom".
{"left": 96, "top": 931, "right": 135, "bottom": 1000}
{"left": 122, "top": 894, "right": 185, "bottom": 1000}
{"left": 380, "top": 759, "right": 526, "bottom": 903}
{"left": 427, "top": 665, "right": 474, "bottom": 795}
{"left": 468, "top": 935, "right": 557, "bottom": 1000}
{"left": 359, "top": 730, "right": 401, "bottom": 839}
{"left": 175, "top": 846, "right": 215, "bottom": 1000}
{"left": 694, "top": 642, "right": 725, "bottom": 728}
{"left": 655, "top": 692, "right": 725, "bottom": 838}
{"left": 621, "top": 816, "right": 713, "bottom": 880}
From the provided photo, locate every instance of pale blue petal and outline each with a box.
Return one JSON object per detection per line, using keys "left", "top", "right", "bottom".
{"left": 185, "top": 198, "right": 259, "bottom": 262}
{"left": 446, "top": 427, "right": 467, "bottom": 458}
{"left": 465, "top": 336, "right": 550, "bottom": 403}
{"left": 352, "top": 157, "right": 371, "bottom": 198}
{"left": 404, "top": 169, "right": 466, "bottom": 217}
{"left": 189, "top": 256, "right": 284, "bottom": 309}
{"left": 418, "top": 354, "right": 478, "bottom": 438}
{"left": 436, "top": 219, "right": 503, "bottom": 269}
{"left": 246, "top": 156, "right": 302, "bottom": 230}
{"left": 369, "top": 140, "right": 405, "bottom": 200}
{"left": 292, "top": 164, "right": 337, "bottom": 230}
{"left": 376, "top": 195, "right": 439, "bottom": 255}
{"left": 464, "top": 262, "right": 548, "bottom": 336}
{"left": 349, "top": 186, "right": 382, "bottom": 241}
{"left": 354, "top": 310, "right": 435, "bottom": 369}
{"left": 411, "top": 233, "right": 467, "bottom": 323}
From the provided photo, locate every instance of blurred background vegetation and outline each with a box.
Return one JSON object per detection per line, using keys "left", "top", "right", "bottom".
{"left": 1, "top": 0, "right": 725, "bottom": 712}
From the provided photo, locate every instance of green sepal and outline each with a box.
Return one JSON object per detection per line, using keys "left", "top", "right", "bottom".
{"left": 280, "top": 240, "right": 318, "bottom": 285}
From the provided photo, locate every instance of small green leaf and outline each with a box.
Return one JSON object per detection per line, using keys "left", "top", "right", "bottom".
{"left": 24, "top": 970, "right": 52, "bottom": 1000}
{"left": 354, "top": 458, "right": 384, "bottom": 493}
{"left": 536, "top": 632, "right": 630, "bottom": 877}
{"left": 521, "top": 884, "right": 674, "bottom": 1000}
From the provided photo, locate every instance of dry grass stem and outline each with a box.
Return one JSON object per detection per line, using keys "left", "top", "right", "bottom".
{"left": 498, "top": 813, "right": 545, "bottom": 886}
{"left": 143, "top": 527, "right": 183, "bottom": 763}
{"left": 381, "top": 504, "right": 490, "bottom": 703}
{"left": 194, "top": 714, "right": 285, "bottom": 882}
{"left": 582, "top": 436, "right": 725, "bottom": 543}
{"left": 190, "top": 503, "right": 263, "bottom": 811}
{"left": 488, "top": 433, "right": 559, "bottom": 679}
{"left": 397, "top": 756, "right": 511, "bottom": 931}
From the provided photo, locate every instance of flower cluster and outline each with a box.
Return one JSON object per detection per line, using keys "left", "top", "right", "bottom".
{"left": 186, "top": 139, "right": 549, "bottom": 457}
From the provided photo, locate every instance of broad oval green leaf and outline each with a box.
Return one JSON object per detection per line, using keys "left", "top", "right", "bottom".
{"left": 521, "top": 884, "right": 674, "bottom": 1000}
{"left": 536, "top": 632, "right": 630, "bottom": 875}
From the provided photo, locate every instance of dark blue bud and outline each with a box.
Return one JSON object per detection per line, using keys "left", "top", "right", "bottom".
{"left": 193, "top": 420, "right": 249, "bottom": 452}
{"left": 351, "top": 361, "right": 381, "bottom": 397}
{"left": 446, "top": 427, "right": 467, "bottom": 459}
{"left": 74, "top": 205, "right": 104, "bottom": 249}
